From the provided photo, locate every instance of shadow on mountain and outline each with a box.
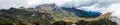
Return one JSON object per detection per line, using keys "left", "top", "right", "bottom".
{"left": 61, "top": 7, "right": 102, "bottom": 18}
{"left": 52, "top": 21, "right": 73, "bottom": 25}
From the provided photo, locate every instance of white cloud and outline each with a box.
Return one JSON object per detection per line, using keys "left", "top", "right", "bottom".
{"left": 1, "top": 0, "right": 120, "bottom": 9}
{"left": 109, "top": 3, "right": 120, "bottom": 16}
{"left": 27, "top": 0, "right": 93, "bottom": 7}
{"left": 77, "top": 4, "right": 106, "bottom": 13}
{"left": 27, "top": 0, "right": 120, "bottom": 7}
{"left": 76, "top": 3, "right": 120, "bottom": 25}
{"left": 83, "top": 3, "right": 120, "bottom": 25}
{"left": 0, "top": 0, "right": 27, "bottom": 9}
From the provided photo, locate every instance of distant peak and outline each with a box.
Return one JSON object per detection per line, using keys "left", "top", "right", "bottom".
{"left": 35, "top": 3, "right": 57, "bottom": 8}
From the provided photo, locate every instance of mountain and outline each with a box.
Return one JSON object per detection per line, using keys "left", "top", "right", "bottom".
{"left": 0, "top": 4, "right": 117, "bottom": 25}
{"left": 34, "top": 3, "right": 102, "bottom": 18}
{"left": 61, "top": 7, "right": 102, "bottom": 18}
{"left": 34, "top": 3, "right": 66, "bottom": 14}
{"left": 0, "top": 7, "right": 53, "bottom": 25}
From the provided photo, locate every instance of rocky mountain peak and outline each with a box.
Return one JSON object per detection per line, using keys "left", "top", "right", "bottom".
{"left": 35, "top": 3, "right": 57, "bottom": 10}
{"left": 34, "top": 4, "right": 66, "bottom": 14}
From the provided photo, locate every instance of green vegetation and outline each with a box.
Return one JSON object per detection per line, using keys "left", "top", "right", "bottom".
{"left": 76, "top": 19, "right": 117, "bottom": 25}
{"left": 0, "top": 8, "right": 52, "bottom": 25}
{"left": 0, "top": 6, "right": 117, "bottom": 25}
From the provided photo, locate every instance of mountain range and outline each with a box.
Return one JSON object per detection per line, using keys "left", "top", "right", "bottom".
{"left": 0, "top": 4, "right": 117, "bottom": 25}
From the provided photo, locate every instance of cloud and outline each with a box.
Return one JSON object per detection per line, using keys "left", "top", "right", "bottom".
{"left": 109, "top": 3, "right": 120, "bottom": 25}
{"left": 76, "top": 3, "right": 120, "bottom": 25}
{"left": 27, "top": 0, "right": 120, "bottom": 7}
{"left": 77, "top": 4, "right": 106, "bottom": 13}
{"left": 0, "top": 0, "right": 27, "bottom": 9}
{"left": 1, "top": 0, "right": 120, "bottom": 9}
{"left": 78, "top": 3, "right": 120, "bottom": 25}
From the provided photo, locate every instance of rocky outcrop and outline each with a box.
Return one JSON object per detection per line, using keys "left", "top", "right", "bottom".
{"left": 35, "top": 4, "right": 66, "bottom": 14}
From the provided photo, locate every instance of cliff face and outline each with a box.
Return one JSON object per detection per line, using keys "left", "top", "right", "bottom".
{"left": 0, "top": 4, "right": 117, "bottom": 25}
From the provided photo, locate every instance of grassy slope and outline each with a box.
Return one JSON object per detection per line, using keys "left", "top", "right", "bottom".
{"left": 0, "top": 8, "right": 117, "bottom": 25}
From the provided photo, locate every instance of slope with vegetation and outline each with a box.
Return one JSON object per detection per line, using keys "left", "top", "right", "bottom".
{"left": 0, "top": 4, "right": 117, "bottom": 25}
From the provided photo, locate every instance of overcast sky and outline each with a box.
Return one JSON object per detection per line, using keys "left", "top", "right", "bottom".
{"left": 0, "top": 0, "right": 120, "bottom": 9}
{"left": 0, "top": 0, "right": 27, "bottom": 9}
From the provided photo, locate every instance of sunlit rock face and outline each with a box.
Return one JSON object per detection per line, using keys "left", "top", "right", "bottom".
{"left": 33, "top": 4, "right": 66, "bottom": 14}
{"left": 61, "top": 7, "right": 102, "bottom": 18}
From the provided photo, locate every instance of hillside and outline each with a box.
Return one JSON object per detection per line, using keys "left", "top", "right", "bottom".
{"left": 0, "top": 4, "right": 117, "bottom": 25}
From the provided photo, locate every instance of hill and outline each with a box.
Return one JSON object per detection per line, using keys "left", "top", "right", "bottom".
{"left": 0, "top": 4, "right": 117, "bottom": 25}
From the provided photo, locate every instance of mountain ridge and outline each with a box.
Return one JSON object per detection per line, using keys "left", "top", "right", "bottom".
{"left": 0, "top": 4, "right": 117, "bottom": 25}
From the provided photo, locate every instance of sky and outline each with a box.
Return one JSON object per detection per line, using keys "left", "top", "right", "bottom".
{"left": 0, "top": 0, "right": 120, "bottom": 25}
{"left": 0, "top": 0, "right": 27, "bottom": 9}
